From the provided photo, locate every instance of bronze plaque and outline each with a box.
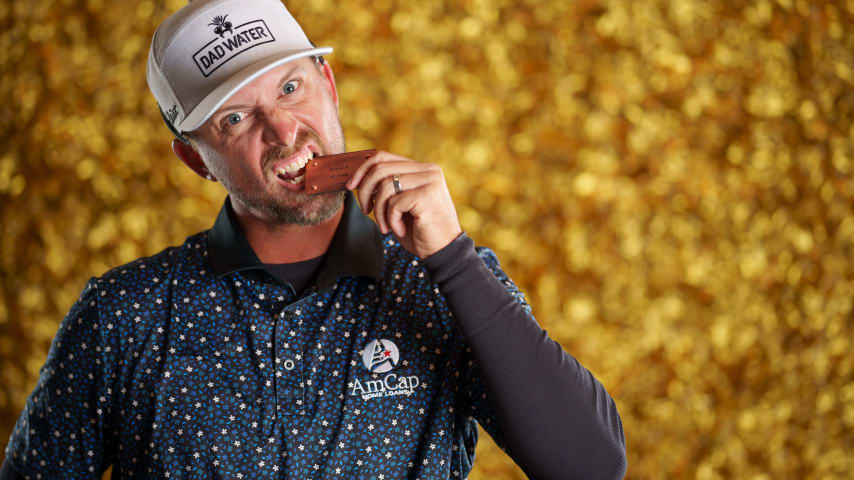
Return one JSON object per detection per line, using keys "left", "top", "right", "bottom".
{"left": 305, "top": 149, "right": 376, "bottom": 195}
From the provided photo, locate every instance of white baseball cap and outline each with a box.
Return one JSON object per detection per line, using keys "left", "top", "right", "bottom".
{"left": 146, "top": 0, "right": 332, "bottom": 140}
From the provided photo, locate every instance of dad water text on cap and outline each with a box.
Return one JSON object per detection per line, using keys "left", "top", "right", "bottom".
{"left": 193, "top": 17, "right": 275, "bottom": 77}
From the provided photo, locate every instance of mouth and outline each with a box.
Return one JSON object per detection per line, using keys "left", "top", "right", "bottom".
{"left": 273, "top": 147, "right": 317, "bottom": 186}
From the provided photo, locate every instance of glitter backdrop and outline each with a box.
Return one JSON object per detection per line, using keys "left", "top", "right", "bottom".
{"left": 1, "top": 0, "right": 853, "bottom": 478}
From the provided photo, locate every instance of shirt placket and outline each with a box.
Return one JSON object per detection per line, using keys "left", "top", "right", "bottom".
{"left": 271, "top": 287, "right": 305, "bottom": 419}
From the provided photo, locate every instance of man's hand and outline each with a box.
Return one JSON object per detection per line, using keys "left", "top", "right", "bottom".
{"left": 346, "top": 151, "right": 462, "bottom": 259}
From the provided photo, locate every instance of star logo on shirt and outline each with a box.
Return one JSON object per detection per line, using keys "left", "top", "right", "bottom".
{"left": 360, "top": 339, "right": 400, "bottom": 373}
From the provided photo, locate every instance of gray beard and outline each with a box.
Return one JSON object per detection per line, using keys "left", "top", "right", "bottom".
{"left": 234, "top": 188, "right": 346, "bottom": 226}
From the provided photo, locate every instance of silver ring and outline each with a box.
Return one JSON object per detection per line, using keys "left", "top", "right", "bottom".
{"left": 392, "top": 175, "right": 403, "bottom": 194}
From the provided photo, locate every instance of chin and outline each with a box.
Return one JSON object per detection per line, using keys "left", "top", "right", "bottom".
{"left": 261, "top": 190, "right": 346, "bottom": 226}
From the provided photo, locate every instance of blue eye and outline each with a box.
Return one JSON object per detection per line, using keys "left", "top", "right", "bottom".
{"left": 226, "top": 112, "right": 243, "bottom": 125}
{"left": 283, "top": 81, "right": 296, "bottom": 94}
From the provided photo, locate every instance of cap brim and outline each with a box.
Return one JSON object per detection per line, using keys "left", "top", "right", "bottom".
{"left": 178, "top": 46, "right": 333, "bottom": 133}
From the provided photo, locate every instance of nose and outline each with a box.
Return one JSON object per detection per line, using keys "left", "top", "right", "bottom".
{"left": 261, "top": 107, "right": 299, "bottom": 146}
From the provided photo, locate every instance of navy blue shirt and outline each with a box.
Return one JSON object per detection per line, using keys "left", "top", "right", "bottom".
{"left": 3, "top": 194, "right": 627, "bottom": 479}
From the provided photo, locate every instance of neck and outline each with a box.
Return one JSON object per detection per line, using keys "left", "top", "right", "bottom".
{"left": 231, "top": 201, "right": 344, "bottom": 264}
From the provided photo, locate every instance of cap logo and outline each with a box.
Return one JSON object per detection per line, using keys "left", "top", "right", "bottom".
{"left": 192, "top": 17, "right": 276, "bottom": 77}
{"left": 208, "top": 15, "right": 233, "bottom": 37}
{"left": 164, "top": 104, "right": 179, "bottom": 125}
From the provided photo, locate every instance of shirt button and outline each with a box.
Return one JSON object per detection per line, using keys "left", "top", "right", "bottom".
{"left": 284, "top": 359, "right": 295, "bottom": 371}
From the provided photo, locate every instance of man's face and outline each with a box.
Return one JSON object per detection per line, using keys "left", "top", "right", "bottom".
{"left": 191, "top": 57, "right": 346, "bottom": 225}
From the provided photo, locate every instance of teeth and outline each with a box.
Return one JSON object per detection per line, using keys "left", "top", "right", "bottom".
{"left": 283, "top": 174, "right": 305, "bottom": 184}
{"left": 279, "top": 150, "right": 313, "bottom": 173}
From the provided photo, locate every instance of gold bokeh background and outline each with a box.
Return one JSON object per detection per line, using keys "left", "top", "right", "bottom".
{"left": 1, "top": 0, "right": 853, "bottom": 478}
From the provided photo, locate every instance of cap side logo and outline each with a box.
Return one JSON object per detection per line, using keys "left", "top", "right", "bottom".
{"left": 164, "top": 104, "right": 179, "bottom": 125}
{"left": 361, "top": 339, "right": 399, "bottom": 373}
{"left": 192, "top": 16, "right": 276, "bottom": 78}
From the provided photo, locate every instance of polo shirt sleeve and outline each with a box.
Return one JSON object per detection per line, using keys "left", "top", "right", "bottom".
{"left": 3, "top": 280, "right": 116, "bottom": 479}
{"left": 424, "top": 233, "right": 628, "bottom": 480}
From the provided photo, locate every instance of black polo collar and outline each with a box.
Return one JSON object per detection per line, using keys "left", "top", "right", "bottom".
{"left": 207, "top": 192, "right": 384, "bottom": 288}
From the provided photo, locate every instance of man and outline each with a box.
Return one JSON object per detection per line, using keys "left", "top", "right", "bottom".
{"left": 1, "top": 0, "right": 627, "bottom": 478}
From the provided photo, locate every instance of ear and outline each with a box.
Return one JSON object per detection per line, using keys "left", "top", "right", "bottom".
{"left": 319, "top": 61, "right": 339, "bottom": 109}
{"left": 172, "top": 138, "right": 216, "bottom": 181}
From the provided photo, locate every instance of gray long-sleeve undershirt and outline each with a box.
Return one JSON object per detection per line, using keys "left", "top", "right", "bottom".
{"left": 422, "top": 233, "right": 627, "bottom": 480}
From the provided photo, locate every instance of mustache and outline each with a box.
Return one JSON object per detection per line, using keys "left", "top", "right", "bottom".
{"left": 262, "top": 130, "right": 321, "bottom": 167}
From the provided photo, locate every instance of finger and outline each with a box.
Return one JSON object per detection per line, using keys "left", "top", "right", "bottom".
{"left": 372, "top": 176, "right": 394, "bottom": 233}
{"left": 346, "top": 151, "right": 413, "bottom": 188}
{"left": 347, "top": 156, "right": 425, "bottom": 214}
{"left": 373, "top": 171, "right": 435, "bottom": 233}
{"left": 346, "top": 151, "right": 382, "bottom": 191}
{"left": 345, "top": 151, "right": 408, "bottom": 194}
{"left": 348, "top": 152, "right": 385, "bottom": 213}
{"left": 386, "top": 187, "right": 426, "bottom": 239}
{"left": 352, "top": 159, "right": 414, "bottom": 215}
{"left": 353, "top": 160, "right": 426, "bottom": 215}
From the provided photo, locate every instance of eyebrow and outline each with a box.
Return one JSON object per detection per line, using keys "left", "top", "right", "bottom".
{"left": 214, "top": 63, "right": 306, "bottom": 115}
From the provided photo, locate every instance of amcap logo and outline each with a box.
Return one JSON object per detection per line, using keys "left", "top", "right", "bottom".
{"left": 351, "top": 339, "right": 421, "bottom": 401}
{"left": 361, "top": 339, "right": 399, "bottom": 373}
{"left": 192, "top": 16, "right": 276, "bottom": 77}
